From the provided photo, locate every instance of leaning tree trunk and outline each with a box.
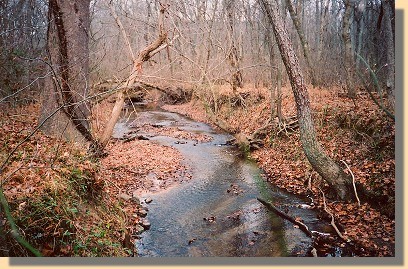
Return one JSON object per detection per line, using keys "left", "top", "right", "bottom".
{"left": 40, "top": 0, "right": 93, "bottom": 145}
{"left": 259, "top": 0, "right": 352, "bottom": 200}
{"left": 93, "top": 2, "right": 168, "bottom": 152}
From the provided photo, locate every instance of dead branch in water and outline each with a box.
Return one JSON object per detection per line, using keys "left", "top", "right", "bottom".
{"left": 257, "top": 197, "right": 313, "bottom": 237}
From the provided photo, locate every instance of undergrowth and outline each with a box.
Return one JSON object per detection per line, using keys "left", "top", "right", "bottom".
{"left": 0, "top": 104, "right": 131, "bottom": 256}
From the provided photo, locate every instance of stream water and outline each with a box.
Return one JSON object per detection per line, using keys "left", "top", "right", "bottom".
{"left": 114, "top": 107, "right": 332, "bottom": 257}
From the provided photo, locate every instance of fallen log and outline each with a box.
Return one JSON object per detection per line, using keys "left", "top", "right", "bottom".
{"left": 257, "top": 197, "right": 313, "bottom": 238}
{"left": 251, "top": 123, "right": 274, "bottom": 141}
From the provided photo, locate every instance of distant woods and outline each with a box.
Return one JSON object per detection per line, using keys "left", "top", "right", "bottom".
{"left": 88, "top": 0, "right": 395, "bottom": 106}
{"left": 0, "top": 0, "right": 395, "bottom": 109}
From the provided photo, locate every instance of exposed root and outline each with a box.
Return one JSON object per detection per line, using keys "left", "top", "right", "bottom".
{"left": 276, "top": 115, "right": 298, "bottom": 137}
{"left": 341, "top": 160, "right": 361, "bottom": 207}
{"left": 230, "top": 92, "right": 248, "bottom": 108}
{"left": 319, "top": 188, "right": 350, "bottom": 242}
{"left": 251, "top": 122, "right": 274, "bottom": 141}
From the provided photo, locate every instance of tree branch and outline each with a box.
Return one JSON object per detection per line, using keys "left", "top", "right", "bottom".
{"left": 355, "top": 53, "right": 395, "bottom": 121}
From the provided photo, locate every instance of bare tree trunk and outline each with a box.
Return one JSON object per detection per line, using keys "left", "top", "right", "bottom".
{"left": 202, "top": 0, "right": 219, "bottom": 81}
{"left": 224, "top": 0, "right": 243, "bottom": 91}
{"left": 317, "top": 0, "right": 329, "bottom": 84}
{"left": 315, "top": 0, "right": 320, "bottom": 52}
{"left": 342, "top": 0, "right": 356, "bottom": 98}
{"left": 95, "top": 2, "right": 168, "bottom": 151}
{"left": 195, "top": 0, "right": 207, "bottom": 70}
{"left": 382, "top": 0, "right": 395, "bottom": 110}
{"left": 276, "top": 52, "right": 283, "bottom": 123}
{"left": 285, "top": 0, "right": 317, "bottom": 87}
{"left": 355, "top": 0, "right": 366, "bottom": 69}
{"left": 41, "top": 0, "right": 94, "bottom": 145}
{"left": 259, "top": 0, "right": 352, "bottom": 200}
{"left": 265, "top": 31, "right": 276, "bottom": 120}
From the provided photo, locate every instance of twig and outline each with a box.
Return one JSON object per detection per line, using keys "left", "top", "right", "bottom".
{"left": 0, "top": 71, "right": 53, "bottom": 103}
{"left": 355, "top": 54, "right": 395, "bottom": 121}
{"left": 106, "top": 178, "right": 121, "bottom": 192}
{"left": 341, "top": 160, "right": 361, "bottom": 207}
{"left": 319, "top": 188, "right": 350, "bottom": 242}
{"left": 1, "top": 159, "right": 25, "bottom": 185}
{"left": 1, "top": 143, "right": 40, "bottom": 185}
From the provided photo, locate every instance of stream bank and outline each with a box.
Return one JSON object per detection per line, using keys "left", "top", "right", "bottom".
{"left": 161, "top": 85, "right": 395, "bottom": 257}
{"left": 111, "top": 105, "right": 346, "bottom": 257}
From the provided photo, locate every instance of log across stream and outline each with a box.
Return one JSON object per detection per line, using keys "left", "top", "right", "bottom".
{"left": 113, "top": 105, "right": 344, "bottom": 257}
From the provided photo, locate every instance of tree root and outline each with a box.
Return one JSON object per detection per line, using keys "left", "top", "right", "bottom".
{"left": 319, "top": 188, "right": 350, "bottom": 242}
{"left": 341, "top": 160, "right": 361, "bottom": 207}
{"left": 251, "top": 122, "right": 274, "bottom": 141}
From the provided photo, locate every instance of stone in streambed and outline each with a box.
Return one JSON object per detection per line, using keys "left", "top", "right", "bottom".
{"left": 119, "top": 193, "right": 132, "bottom": 201}
{"left": 131, "top": 192, "right": 141, "bottom": 204}
{"left": 134, "top": 224, "right": 145, "bottom": 235}
{"left": 140, "top": 220, "right": 151, "bottom": 230}
{"left": 138, "top": 209, "right": 148, "bottom": 217}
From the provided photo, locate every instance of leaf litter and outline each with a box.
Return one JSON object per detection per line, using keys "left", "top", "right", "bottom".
{"left": 164, "top": 85, "right": 395, "bottom": 257}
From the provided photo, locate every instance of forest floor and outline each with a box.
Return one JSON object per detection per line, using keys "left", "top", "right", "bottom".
{"left": 162, "top": 84, "right": 396, "bottom": 257}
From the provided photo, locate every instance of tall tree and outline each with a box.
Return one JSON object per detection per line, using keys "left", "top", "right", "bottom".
{"left": 317, "top": 0, "right": 329, "bottom": 62}
{"left": 355, "top": 0, "right": 367, "bottom": 69}
{"left": 258, "top": 0, "right": 353, "bottom": 200}
{"left": 381, "top": 0, "right": 395, "bottom": 110}
{"left": 285, "top": 0, "right": 317, "bottom": 87}
{"left": 40, "top": 0, "right": 94, "bottom": 144}
{"left": 265, "top": 30, "right": 277, "bottom": 120}
{"left": 342, "top": 0, "right": 356, "bottom": 97}
{"left": 224, "top": 0, "right": 244, "bottom": 91}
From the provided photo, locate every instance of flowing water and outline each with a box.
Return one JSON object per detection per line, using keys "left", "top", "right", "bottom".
{"left": 114, "top": 107, "right": 331, "bottom": 257}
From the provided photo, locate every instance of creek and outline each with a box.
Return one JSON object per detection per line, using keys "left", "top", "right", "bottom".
{"left": 114, "top": 105, "right": 334, "bottom": 257}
